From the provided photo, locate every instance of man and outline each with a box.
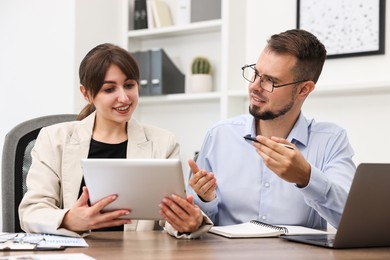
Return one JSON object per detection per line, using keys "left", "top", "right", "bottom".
{"left": 187, "top": 29, "right": 355, "bottom": 230}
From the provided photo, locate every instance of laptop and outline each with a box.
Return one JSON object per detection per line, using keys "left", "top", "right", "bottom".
{"left": 81, "top": 158, "right": 186, "bottom": 220}
{"left": 281, "top": 163, "right": 390, "bottom": 248}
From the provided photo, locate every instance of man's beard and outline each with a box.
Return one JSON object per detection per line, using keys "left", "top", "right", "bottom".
{"left": 249, "top": 98, "right": 294, "bottom": 120}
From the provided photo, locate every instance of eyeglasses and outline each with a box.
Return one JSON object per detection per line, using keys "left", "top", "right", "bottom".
{"left": 241, "top": 64, "right": 308, "bottom": 93}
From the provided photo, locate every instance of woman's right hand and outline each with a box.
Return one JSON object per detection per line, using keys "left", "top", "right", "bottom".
{"left": 60, "top": 186, "right": 131, "bottom": 232}
{"left": 188, "top": 159, "right": 217, "bottom": 202}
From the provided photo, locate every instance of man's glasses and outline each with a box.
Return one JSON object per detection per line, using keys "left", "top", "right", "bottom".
{"left": 241, "top": 64, "right": 308, "bottom": 93}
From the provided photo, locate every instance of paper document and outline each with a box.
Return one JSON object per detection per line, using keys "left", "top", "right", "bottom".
{"left": 0, "top": 232, "right": 88, "bottom": 251}
{"left": 0, "top": 253, "right": 95, "bottom": 260}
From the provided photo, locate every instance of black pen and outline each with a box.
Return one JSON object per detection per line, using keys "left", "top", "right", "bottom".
{"left": 243, "top": 135, "right": 295, "bottom": 150}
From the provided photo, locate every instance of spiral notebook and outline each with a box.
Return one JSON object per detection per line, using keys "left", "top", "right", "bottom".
{"left": 209, "top": 220, "right": 328, "bottom": 238}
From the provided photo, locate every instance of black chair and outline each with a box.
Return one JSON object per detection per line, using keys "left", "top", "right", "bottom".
{"left": 1, "top": 114, "right": 77, "bottom": 232}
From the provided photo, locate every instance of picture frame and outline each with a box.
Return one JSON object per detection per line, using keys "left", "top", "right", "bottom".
{"left": 297, "top": 0, "right": 386, "bottom": 58}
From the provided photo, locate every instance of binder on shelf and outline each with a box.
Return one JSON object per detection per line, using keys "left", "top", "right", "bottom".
{"left": 150, "top": 48, "right": 185, "bottom": 95}
{"left": 146, "top": 0, "right": 155, "bottom": 29}
{"left": 134, "top": 0, "right": 148, "bottom": 30}
{"left": 132, "top": 50, "right": 150, "bottom": 96}
{"left": 191, "top": 0, "right": 221, "bottom": 22}
{"left": 175, "top": 0, "right": 191, "bottom": 25}
{"left": 131, "top": 49, "right": 185, "bottom": 96}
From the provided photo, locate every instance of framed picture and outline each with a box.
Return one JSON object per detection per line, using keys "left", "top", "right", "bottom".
{"left": 297, "top": 0, "right": 385, "bottom": 58}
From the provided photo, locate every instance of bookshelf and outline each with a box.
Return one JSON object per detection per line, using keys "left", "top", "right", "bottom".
{"left": 128, "top": 19, "right": 222, "bottom": 39}
{"left": 126, "top": 0, "right": 247, "bottom": 175}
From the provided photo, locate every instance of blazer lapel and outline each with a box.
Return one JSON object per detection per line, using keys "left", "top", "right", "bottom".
{"left": 61, "top": 114, "right": 95, "bottom": 208}
{"left": 126, "top": 118, "right": 153, "bottom": 158}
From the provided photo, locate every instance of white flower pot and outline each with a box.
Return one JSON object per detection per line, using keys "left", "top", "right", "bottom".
{"left": 189, "top": 74, "right": 213, "bottom": 93}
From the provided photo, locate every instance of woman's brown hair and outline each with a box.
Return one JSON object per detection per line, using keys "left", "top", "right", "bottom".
{"left": 77, "top": 43, "right": 140, "bottom": 120}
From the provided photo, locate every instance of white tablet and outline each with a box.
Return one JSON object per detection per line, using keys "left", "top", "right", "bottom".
{"left": 81, "top": 158, "right": 186, "bottom": 220}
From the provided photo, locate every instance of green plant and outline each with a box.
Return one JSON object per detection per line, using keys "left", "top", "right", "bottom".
{"left": 191, "top": 56, "right": 211, "bottom": 74}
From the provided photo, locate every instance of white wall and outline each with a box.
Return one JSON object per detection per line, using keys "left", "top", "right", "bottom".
{"left": 246, "top": 0, "right": 390, "bottom": 165}
{"left": 0, "top": 0, "right": 76, "bottom": 129}
{"left": 0, "top": 0, "right": 126, "bottom": 231}
{"left": 74, "top": 0, "right": 128, "bottom": 112}
{"left": 0, "top": 0, "right": 76, "bottom": 231}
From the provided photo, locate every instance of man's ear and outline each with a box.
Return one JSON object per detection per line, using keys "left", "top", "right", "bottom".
{"left": 298, "top": 81, "right": 315, "bottom": 97}
{"left": 80, "top": 85, "right": 92, "bottom": 103}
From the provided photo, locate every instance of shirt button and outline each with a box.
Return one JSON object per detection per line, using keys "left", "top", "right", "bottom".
{"left": 261, "top": 215, "right": 267, "bottom": 220}
{"left": 264, "top": 182, "right": 270, "bottom": 188}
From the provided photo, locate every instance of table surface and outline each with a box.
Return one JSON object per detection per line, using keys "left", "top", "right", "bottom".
{"left": 2, "top": 231, "right": 390, "bottom": 259}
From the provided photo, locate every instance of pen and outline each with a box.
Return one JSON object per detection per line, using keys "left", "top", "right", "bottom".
{"left": 243, "top": 135, "right": 295, "bottom": 150}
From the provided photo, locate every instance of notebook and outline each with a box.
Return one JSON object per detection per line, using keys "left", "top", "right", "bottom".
{"left": 281, "top": 163, "right": 390, "bottom": 248}
{"left": 81, "top": 158, "right": 186, "bottom": 220}
{"left": 209, "top": 220, "right": 328, "bottom": 238}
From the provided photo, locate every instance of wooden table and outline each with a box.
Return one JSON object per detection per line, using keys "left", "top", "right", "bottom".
{"left": 2, "top": 231, "right": 390, "bottom": 259}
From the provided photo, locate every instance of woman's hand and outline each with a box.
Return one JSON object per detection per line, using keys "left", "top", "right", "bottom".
{"left": 159, "top": 194, "right": 203, "bottom": 233}
{"left": 60, "top": 186, "right": 131, "bottom": 232}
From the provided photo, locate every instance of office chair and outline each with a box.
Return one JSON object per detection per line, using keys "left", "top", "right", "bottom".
{"left": 1, "top": 114, "right": 77, "bottom": 233}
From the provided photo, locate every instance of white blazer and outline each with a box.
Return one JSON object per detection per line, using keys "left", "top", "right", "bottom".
{"left": 19, "top": 112, "right": 211, "bottom": 238}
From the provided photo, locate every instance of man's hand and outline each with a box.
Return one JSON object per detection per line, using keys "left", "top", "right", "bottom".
{"left": 159, "top": 194, "right": 203, "bottom": 233}
{"left": 253, "top": 135, "right": 311, "bottom": 187}
{"left": 188, "top": 159, "right": 217, "bottom": 201}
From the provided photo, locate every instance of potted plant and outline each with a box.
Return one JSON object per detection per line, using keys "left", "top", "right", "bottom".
{"left": 189, "top": 56, "right": 213, "bottom": 93}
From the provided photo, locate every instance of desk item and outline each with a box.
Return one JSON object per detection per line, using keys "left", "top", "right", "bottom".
{"left": 0, "top": 233, "right": 88, "bottom": 251}
{"left": 81, "top": 158, "right": 186, "bottom": 220}
{"left": 209, "top": 220, "right": 328, "bottom": 238}
{"left": 243, "top": 135, "right": 295, "bottom": 150}
{"left": 281, "top": 163, "right": 390, "bottom": 248}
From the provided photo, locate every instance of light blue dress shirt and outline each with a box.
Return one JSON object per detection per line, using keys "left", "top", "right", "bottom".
{"left": 187, "top": 113, "right": 356, "bottom": 229}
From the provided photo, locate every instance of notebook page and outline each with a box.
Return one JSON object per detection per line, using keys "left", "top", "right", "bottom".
{"left": 209, "top": 222, "right": 285, "bottom": 238}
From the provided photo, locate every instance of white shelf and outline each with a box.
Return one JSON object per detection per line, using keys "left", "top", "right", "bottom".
{"left": 311, "top": 81, "right": 390, "bottom": 97}
{"left": 138, "top": 92, "right": 221, "bottom": 105}
{"left": 128, "top": 19, "right": 222, "bottom": 40}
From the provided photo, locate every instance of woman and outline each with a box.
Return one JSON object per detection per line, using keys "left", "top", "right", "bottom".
{"left": 19, "top": 43, "right": 212, "bottom": 238}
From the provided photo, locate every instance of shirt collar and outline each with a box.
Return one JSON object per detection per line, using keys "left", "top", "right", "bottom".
{"left": 287, "top": 113, "right": 313, "bottom": 147}
{"left": 245, "top": 115, "right": 257, "bottom": 137}
{"left": 244, "top": 113, "right": 313, "bottom": 147}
